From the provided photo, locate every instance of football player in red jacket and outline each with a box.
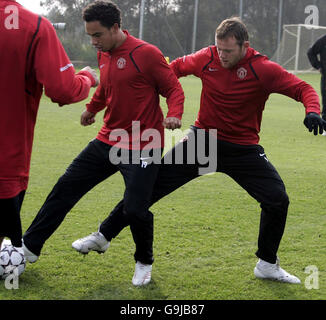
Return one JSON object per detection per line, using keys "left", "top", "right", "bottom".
{"left": 22, "top": 0, "right": 184, "bottom": 286}
{"left": 76, "top": 17, "right": 326, "bottom": 285}
{"left": 0, "top": 1, "right": 98, "bottom": 252}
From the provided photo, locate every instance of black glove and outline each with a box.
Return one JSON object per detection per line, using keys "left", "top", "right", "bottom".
{"left": 303, "top": 112, "right": 326, "bottom": 135}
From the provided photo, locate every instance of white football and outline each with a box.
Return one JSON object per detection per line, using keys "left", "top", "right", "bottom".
{"left": 0, "top": 244, "right": 26, "bottom": 280}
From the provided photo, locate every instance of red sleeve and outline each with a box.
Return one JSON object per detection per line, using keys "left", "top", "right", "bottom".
{"left": 86, "top": 84, "right": 107, "bottom": 114}
{"left": 142, "top": 46, "right": 184, "bottom": 119}
{"left": 258, "top": 59, "right": 320, "bottom": 115}
{"left": 170, "top": 47, "right": 212, "bottom": 78}
{"left": 34, "top": 18, "right": 94, "bottom": 105}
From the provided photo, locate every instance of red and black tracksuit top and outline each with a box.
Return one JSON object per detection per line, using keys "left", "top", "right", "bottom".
{"left": 170, "top": 46, "right": 320, "bottom": 145}
{"left": 0, "top": 0, "right": 95, "bottom": 198}
{"left": 86, "top": 31, "right": 185, "bottom": 150}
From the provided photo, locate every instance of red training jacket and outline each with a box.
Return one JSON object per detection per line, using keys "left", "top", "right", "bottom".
{"left": 170, "top": 46, "right": 320, "bottom": 145}
{"left": 86, "top": 31, "right": 184, "bottom": 150}
{"left": 0, "top": 0, "right": 95, "bottom": 198}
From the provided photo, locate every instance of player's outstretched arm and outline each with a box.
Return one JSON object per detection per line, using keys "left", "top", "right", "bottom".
{"left": 34, "top": 18, "right": 98, "bottom": 105}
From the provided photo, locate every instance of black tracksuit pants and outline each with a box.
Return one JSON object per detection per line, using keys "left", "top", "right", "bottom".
{"left": 23, "top": 139, "right": 160, "bottom": 264}
{"left": 0, "top": 191, "right": 25, "bottom": 247}
{"left": 100, "top": 126, "right": 289, "bottom": 264}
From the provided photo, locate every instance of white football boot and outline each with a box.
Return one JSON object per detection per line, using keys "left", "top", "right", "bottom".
{"left": 72, "top": 231, "right": 110, "bottom": 254}
{"left": 22, "top": 241, "right": 39, "bottom": 263}
{"left": 132, "top": 261, "right": 152, "bottom": 286}
{"left": 254, "top": 258, "right": 301, "bottom": 284}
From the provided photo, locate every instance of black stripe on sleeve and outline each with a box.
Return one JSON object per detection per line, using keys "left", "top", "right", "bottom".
{"left": 25, "top": 15, "right": 42, "bottom": 95}
{"left": 26, "top": 15, "right": 42, "bottom": 70}
{"left": 249, "top": 62, "right": 259, "bottom": 80}
{"left": 129, "top": 44, "right": 146, "bottom": 72}
{"left": 202, "top": 47, "right": 214, "bottom": 71}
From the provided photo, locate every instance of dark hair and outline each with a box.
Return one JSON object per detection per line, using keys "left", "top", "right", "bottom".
{"left": 215, "top": 17, "right": 249, "bottom": 46}
{"left": 82, "top": 0, "right": 121, "bottom": 29}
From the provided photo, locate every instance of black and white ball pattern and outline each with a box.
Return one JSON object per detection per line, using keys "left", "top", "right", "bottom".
{"left": 0, "top": 244, "right": 26, "bottom": 279}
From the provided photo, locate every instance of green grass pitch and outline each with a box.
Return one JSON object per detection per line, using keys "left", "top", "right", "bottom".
{"left": 0, "top": 73, "right": 325, "bottom": 300}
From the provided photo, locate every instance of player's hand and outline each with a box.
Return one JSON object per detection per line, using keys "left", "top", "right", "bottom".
{"left": 81, "top": 66, "right": 99, "bottom": 87}
{"left": 303, "top": 112, "right": 325, "bottom": 135}
{"left": 81, "top": 110, "right": 96, "bottom": 126}
{"left": 163, "top": 117, "right": 181, "bottom": 130}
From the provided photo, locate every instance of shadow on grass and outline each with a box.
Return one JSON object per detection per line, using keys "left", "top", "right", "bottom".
{"left": 76, "top": 278, "right": 168, "bottom": 300}
{"left": 251, "top": 277, "right": 303, "bottom": 300}
{"left": 0, "top": 268, "right": 62, "bottom": 300}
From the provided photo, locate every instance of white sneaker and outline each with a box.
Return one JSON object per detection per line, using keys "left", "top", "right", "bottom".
{"left": 0, "top": 238, "right": 12, "bottom": 250}
{"left": 72, "top": 232, "right": 110, "bottom": 254}
{"left": 22, "top": 242, "right": 39, "bottom": 263}
{"left": 254, "top": 258, "right": 301, "bottom": 284}
{"left": 323, "top": 130, "right": 326, "bottom": 136}
{"left": 132, "top": 261, "right": 152, "bottom": 286}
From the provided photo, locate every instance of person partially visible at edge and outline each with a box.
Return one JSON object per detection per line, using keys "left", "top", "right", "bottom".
{"left": 0, "top": 0, "right": 98, "bottom": 253}
{"left": 308, "top": 34, "right": 326, "bottom": 134}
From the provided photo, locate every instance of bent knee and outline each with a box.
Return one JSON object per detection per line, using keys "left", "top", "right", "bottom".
{"left": 123, "top": 206, "right": 153, "bottom": 223}
{"left": 264, "top": 188, "right": 289, "bottom": 209}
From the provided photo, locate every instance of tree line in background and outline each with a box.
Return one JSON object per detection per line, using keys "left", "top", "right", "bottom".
{"left": 41, "top": 0, "right": 326, "bottom": 65}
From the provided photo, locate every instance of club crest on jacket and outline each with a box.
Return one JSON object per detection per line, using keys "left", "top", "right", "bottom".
{"left": 237, "top": 67, "right": 247, "bottom": 79}
{"left": 117, "top": 57, "right": 127, "bottom": 69}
